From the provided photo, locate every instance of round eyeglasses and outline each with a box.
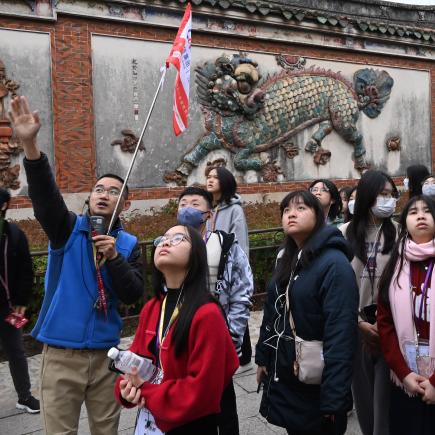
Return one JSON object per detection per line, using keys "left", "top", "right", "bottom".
{"left": 153, "top": 233, "right": 191, "bottom": 247}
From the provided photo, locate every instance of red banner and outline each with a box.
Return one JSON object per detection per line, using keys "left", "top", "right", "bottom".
{"left": 166, "top": 4, "right": 192, "bottom": 136}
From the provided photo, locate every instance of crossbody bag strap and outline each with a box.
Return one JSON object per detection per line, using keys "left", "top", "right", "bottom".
{"left": 285, "top": 259, "right": 300, "bottom": 338}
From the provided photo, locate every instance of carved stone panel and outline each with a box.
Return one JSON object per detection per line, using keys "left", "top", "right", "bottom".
{"left": 0, "top": 29, "right": 53, "bottom": 194}
{"left": 92, "top": 35, "right": 431, "bottom": 187}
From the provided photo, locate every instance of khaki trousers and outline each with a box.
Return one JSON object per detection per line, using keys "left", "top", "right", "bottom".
{"left": 40, "top": 344, "right": 121, "bottom": 435}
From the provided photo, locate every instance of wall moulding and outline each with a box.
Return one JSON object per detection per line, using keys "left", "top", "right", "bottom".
{"left": 0, "top": 1, "right": 433, "bottom": 60}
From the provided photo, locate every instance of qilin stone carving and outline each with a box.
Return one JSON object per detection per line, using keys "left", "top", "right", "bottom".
{"left": 163, "top": 53, "right": 394, "bottom": 185}
{"left": 0, "top": 60, "right": 22, "bottom": 190}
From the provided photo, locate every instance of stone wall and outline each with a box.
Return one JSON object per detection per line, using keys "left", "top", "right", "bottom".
{"left": 0, "top": 0, "right": 434, "bottom": 218}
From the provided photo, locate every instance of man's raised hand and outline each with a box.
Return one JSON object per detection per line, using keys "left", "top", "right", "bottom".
{"left": 9, "top": 96, "right": 41, "bottom": 160}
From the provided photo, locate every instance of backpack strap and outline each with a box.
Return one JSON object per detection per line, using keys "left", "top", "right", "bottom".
{"left": 215, "top": 230, "right": 235, "bottom": 284}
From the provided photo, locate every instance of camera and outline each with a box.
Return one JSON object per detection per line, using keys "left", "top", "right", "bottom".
{"left": 5, "top": 311, "right": 29, "bottom": 329}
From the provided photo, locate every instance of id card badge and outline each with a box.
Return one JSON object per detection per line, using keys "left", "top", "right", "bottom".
{"left": 134, "top": 408, "right": 164, "bottom": 435}
{"left": 404, "top": 340, "right": 431, "bottom": 377}
{"left": 403, "top": 340, "right": 419, "bottom": 374}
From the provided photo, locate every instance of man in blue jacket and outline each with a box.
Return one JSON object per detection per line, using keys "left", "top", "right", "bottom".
{"left": 9, "top": 96, "right": 144, "bottom": 434}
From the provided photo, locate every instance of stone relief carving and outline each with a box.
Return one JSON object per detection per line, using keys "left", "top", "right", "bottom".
{"left": 111, "top": 129, "right": 145, "bottom": 153}
{"left": 386, "top": 136, "right": 401, "bottom": 151}
{"left": 164, "top": 53, "right": 394, "bottom": 186}
{"left": 0, "top": 60, "right": 22, "bottom": 190}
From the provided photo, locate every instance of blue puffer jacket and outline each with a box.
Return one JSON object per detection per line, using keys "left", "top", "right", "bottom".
{"left": 32, "top": 215, "right": 137, "bottom": 349}
{"left": 255, "top": 225, "right": 358, "bottom": 432}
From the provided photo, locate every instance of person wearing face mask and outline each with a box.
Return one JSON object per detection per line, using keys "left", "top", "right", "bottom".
{"left": 404, "top": 165, "right": 430, "bottom": 198}
{"left": 177, "top": 186, "right": 254, "bottom": 435}
{"left": 345, "top": 187, "right": 357, "bottom": 224}
{"left": 422, "top": 175, "right": 435, "bottom": 199}
{"left": 340, "top": 170, "right": 399, "bottom": 435}
{"left": 338, "top": 186, "right": 356, "bottom": 225}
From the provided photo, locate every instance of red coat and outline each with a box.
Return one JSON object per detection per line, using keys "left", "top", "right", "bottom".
{"left": 114, "top": 297, "right": 239, "bottom": 432}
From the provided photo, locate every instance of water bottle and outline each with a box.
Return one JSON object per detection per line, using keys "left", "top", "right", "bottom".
{"left": 107, "top": 348, "right": 163, "bottom": 384}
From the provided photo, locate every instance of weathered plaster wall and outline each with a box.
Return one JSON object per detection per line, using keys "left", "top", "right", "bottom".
{"left": 0, "top": 0, "right": 434, "bottom": 219}
{"left": 92, "top": 37, "right": 430, "bottom": 186}
{"left": 0, "top": 28, "right": 53, "bottom": 195}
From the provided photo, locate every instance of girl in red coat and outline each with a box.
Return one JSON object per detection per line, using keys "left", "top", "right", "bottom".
{"left": 378, "top": 195, "right": 435, "bottom": 435}
{"left": 115, "top": 225, "right": 239, "bottom": 434}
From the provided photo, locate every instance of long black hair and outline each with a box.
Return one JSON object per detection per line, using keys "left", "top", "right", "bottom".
{"left": 207, "top": 166, "right": 237, "bottom": 205}
{"left": 273, "top": 190, "right": 326, "bottom": 287}
{"left": 345, "top": 170, "right": 398, "bottom": 263}
{"left": 308, "top": 179, "right": 342, "bottom": 222}
{"left": 407, "top": 164, "right": 429, "bottom": 198}
{"left": 151, "top": 225, "right": 216, "bottom": 356}
{"left": 379, "top": 195, "right": 435, "bottom": 305}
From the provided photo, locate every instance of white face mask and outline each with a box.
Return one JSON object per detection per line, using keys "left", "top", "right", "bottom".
{"left": 422, "top": 184, "right": 435, "bottom": 197}
{"left": 371, "top": 196, "right": 397, "bottom": 218}
{"left": 403, "top": 178, "right": 409, "bottom": 192}
{"left": 348, "top": 199, "right": 355, "bottom": 215}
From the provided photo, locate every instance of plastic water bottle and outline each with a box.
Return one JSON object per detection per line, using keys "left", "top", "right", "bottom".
{"left": 107, "top": 348, "right": 163, "bottom": 384}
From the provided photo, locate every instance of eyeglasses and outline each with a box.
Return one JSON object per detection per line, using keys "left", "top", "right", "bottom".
{"left": 153, "top": 233, "right": 191, "bottom": 247}
{"left": 310, "top": 187, "right": 329, "bottom": 194}
{"left": 92, "top": 186, "right": 121, "bottom": 197}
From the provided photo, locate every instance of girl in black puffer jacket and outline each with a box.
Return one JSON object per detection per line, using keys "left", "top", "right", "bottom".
{"left": 255, "top": 190, "right": 358, "bottom": 435}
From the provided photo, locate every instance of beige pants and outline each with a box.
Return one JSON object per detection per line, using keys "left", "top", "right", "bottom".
{"left": 40, "top": 344, "right": 121, "bottom": 435}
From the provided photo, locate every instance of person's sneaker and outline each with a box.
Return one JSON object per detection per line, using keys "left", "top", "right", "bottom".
{"left": 16, "top": 396, "right": 40, "bottom": 414}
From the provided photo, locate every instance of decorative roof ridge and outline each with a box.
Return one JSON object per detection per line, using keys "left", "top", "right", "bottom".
{"left": 152, "top": 0, "right": 435, "bottom": 27}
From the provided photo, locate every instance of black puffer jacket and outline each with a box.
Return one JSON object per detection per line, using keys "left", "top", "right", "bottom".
{"left": 255, "top": 226, "right": 358, "bottom": 432}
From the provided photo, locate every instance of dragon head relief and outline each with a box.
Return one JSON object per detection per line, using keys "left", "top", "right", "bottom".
{"left": 196, "top": 54, "right": 264, "bottom": 117}
{"left": 354, "top": 68, "right": 394, "bottom": 119}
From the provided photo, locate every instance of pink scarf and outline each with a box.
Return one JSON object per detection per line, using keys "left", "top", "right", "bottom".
{"left": 389, "top": 238, "right": 435, "bottom": 390}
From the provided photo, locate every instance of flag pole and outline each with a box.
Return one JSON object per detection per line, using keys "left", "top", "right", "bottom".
{"left": 106, "top": 66, "right": 167, "bottom": 234}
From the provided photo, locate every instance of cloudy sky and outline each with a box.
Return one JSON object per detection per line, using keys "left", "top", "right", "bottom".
{"left": 382, "top": 0, "right": 434, "bottom": 4}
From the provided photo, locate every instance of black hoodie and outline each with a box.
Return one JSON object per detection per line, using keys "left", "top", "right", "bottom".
{"left": 255, "top": 225, "right": 358, "bottom": 432}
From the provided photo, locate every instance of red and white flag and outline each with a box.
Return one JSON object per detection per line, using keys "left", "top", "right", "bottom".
{"left": 166, "top": 4, "right": 192, "bottom": 136}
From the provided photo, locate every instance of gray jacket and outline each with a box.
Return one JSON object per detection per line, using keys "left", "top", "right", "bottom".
{"left": 210, "top": 235, "right": 254, "bottom": 355}
{"left": 207, "top": 194, "right": 250, "bottom": 256}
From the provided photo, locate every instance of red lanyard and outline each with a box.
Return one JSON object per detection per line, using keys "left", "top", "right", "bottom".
{"left": 91, "top": 229, "right": 108, "bottom": 318}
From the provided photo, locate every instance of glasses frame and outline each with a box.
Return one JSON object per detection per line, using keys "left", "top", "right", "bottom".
{"left": 153, "top": 233, "right": 191, "bottom": 247}
{"left": 310, "top": 187, "right": 329, "bottom": 194}
{"left": 92, "top": 186, "right": 122, "bottom": 197}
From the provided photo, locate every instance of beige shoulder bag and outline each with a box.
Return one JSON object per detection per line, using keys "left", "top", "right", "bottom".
{"left": 285, "top": 276, "right": 324, "bottom": 385}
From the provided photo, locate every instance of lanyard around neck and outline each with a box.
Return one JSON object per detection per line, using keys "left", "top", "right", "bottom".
{"left": 157, "top": 291, "right": 182, "bottom": 367}
{"left": 416, "top": 260, "right": 434, "bottom": 321}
